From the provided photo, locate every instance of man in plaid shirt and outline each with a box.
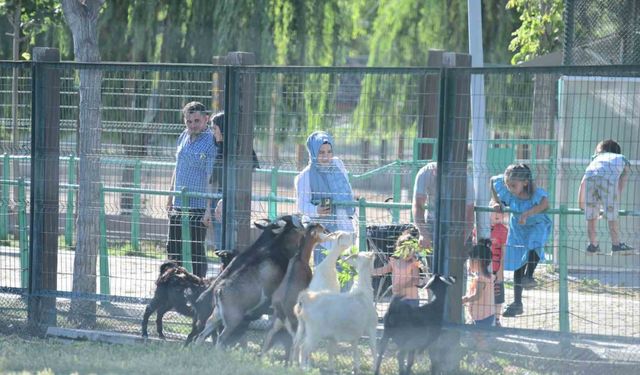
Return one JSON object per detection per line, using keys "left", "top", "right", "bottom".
{"left": 166, "top": 101, "right": 216, "bottom": 277}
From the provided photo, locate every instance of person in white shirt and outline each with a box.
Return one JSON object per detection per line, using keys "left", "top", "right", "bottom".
{"left": 295, "top": 131, "right": 355, "bottom": 265}
{"left": 578, "top": 139, "right": 633, "bottom": 254}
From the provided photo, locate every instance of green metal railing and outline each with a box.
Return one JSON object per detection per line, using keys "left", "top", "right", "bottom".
{"left": 0, "top": 178, "right": 28, "bottom": 288}
{"left": 0, "top": 138, "right": 558, "bottom": 248}
{"left": 4, "top": 171, "right": 639, "bottom": 333}
{"left": 475, "top": 205, "right": 640, "bottom": 333}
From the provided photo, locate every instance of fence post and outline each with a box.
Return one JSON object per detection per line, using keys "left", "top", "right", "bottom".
{"left": 358, "top": 197, "right": 367, "bottom": 252}
{"left": 180, "top": 189, "right": 193, "bottom": 273}
{"left": 436, "top": 52, "right": 472, "bottom": 326}
{"left": 18, "top": 178, "right": 28, "bottom": 289}
{"left": 28, "top": 47, "right": 60, "bottom": 330}
{"left": 0, "top": 153, "right": 9, "bottom": 240}
{"left": 65, "top": 153, "right": 76, "bottom": 247}
{"left": 558, "top": 205, "right": 570, "bottom": 333}
{"left": 268, "top": 166, "right": 278, "bottom": 221}
{"left": 224, "top": 52, "right": 256, "bottom": 252}
{"left": 416, "top": 50, "right": 444, "bottom": 160}
{"left": 98, "top": 184, "right": 110, "bottom": 295}
{"left": 131, "top": 159, "right": 141, "bottom": 251}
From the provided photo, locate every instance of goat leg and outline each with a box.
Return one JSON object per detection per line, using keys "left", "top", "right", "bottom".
{"left": 290, "top": 319, "right": 304, "bottom": 365}
{"left": 195, "top": 312, "right": 222, "bottom": 344}
{"left": 155, "top": 305, "right": 171, "bottom": 339}
{"left": 141, "top": 302, "right": 157, "bottom": 338}
{"left": 261, "top": 318, "right": 284, "bottom": 355}
{"left": 405, "top": 350, "right": 416, "bottom": 375}
{"left": 327, "top": 339, "right": 337, "bottom": 374}
{"left": 373, "top": 334, "right": 389, "bottom": 375}
{"left": 352, "top": 340, "right": 360, "bottom": 375}
{"left": 397, "top": 350, "right": 407, "bottom": 375}
{"left": 184, "top": 316, "right": 200, "bottom": 345}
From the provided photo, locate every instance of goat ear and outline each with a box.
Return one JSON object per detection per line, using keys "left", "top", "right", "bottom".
{"left": 301, "top": 215, "right": 311, "bottom": 227}
{"left": 272, "top": 219, "right": 287, "bottom": 234}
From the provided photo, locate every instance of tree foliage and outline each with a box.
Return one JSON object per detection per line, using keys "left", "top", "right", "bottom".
{"left": 0, "top": 0, "right": 66, "bottom": 59}
{"left": 0, "top": 0, "right": 533, "bottom": 141}
{"left": 1, "top": 0, "right": 526, "bottom": 65}
{"left": 506, "top": 0, "right": 564, "bottom": 64}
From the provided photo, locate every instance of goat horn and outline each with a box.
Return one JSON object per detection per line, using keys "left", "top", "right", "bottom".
{"left": 254, "top": 218, "right": 271, "bottom": 229}
{"left": 438, "top": 275, "right": 455, "bottom": 285}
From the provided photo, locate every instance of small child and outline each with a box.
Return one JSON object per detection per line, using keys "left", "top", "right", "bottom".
{"left": 578, "top": 139, "right": 633, "bottom": 254}
{"left": 490, "top": 209, "right": 509, "bottom": 326}
{"left": 372, "top": 231, "right": 424, "bottom": 307}
{"left": 462, "top": 243, "right": 496, "bottom": 327}
{"left": 490, "top": 163, "right": 552, "bottom": 317}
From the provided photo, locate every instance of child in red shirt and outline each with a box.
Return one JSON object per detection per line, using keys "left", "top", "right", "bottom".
{"left": 490, "top": 209, "right": 508, "bottom": 326}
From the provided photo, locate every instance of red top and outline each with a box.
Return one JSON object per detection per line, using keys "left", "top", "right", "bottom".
{"left": 490, "top": 223, "right": 508, "bottom": 274}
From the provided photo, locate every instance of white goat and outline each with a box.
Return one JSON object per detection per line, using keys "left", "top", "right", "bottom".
{"left": 293, "top": 252, "right": 378, "bottom": 374}
{"left": 308, "top": 231, "right": 355, "bottom": 293}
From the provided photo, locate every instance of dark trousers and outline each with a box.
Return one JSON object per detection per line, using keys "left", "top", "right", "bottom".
{"left": 513, "top": 250, "right": 540, "bottom": 304}
{"left": 167, "top": 208, "right": 208, "bottom": 278}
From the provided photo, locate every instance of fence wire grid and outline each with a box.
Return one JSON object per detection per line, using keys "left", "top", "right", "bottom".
{"left": 0, "top": 60, "right": 639, "bottom": 373}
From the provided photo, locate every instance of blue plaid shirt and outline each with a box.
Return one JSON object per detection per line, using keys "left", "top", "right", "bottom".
{"left": 173, "top": 129, "right": 216, "bottom": 209}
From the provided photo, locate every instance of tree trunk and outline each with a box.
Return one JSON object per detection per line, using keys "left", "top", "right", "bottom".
{"left": 62, "top": 0, "right": 105, "bottom": 328}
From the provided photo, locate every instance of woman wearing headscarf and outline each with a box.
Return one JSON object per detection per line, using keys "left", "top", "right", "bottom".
{"left": 294, "top": 131, "right": 355, "bottom": 265}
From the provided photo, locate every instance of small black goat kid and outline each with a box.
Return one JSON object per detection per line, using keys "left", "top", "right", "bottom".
{"left": 374, "top": 273, "right": 456, "bottom": 375}
{"left": 141, "top": 261, "right": 210, "bottom": 340}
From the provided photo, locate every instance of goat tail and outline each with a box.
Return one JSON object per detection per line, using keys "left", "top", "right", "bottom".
{"left": 294, "top": 290, "right": 310, "bottom": 317}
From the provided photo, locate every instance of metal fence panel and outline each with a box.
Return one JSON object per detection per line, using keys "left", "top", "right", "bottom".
{"left": 0, "top": 62, "right": 638, "bottom": 356}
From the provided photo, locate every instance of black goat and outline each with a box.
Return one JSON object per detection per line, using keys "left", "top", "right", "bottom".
{"left": 194, "top": 214, "right": 310, "bottom": 347}
{"left": 141, "top": 261, "right": 210, "bottom": 340}
{"left": 374, "top": 274, "right": 456, "bottom": 375}
{"left": 213, "top": 249, "right": 236, "bottom": 272}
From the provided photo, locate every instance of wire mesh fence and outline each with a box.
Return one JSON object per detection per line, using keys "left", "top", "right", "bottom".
{"left": 565, "top": 0, "right": 640, "bottom": 65}
{"left": 0, "top": 59, "right": 639, "bottom": 372}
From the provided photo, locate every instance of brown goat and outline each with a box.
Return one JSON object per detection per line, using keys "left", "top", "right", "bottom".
{"left": 261, "top": 223, "right": 329, "bottom": 361}
{"left": 142, "top": 261, "right": 210, "bottom": 340}
{"left": 194, "top": 214, "right": 312, "bottom": 347}
{"left": 187, "top": 217, "right": 293, "bottom": 345}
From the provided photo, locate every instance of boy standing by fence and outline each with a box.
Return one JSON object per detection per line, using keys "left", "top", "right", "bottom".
{"left": 578, "top": 139, "right": 633, "bottom": 254}
{"left": 371, "top": 231, "right": 425, "bottom": 307}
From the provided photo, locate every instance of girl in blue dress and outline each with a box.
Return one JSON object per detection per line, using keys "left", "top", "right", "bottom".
{"left": 490, "top": 164, "right": 551, "bottom": 317}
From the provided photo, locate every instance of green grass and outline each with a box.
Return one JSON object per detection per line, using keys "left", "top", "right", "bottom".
{"left": 0, "top": 329, "right": 526, "bottom": 375}
{"left": 0, "top": 335, "right": 316, "bottom": 375}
